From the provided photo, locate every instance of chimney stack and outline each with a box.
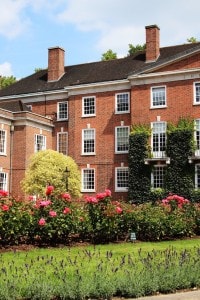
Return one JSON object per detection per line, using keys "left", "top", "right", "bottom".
{"left": 48, "top": 47, "right": 65, "bottom": 82}
{"left": 145, "top": 25, "right": 160, "bottom": 63}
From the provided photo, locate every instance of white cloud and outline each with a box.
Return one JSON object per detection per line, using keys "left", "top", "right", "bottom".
{"left": 0, "top": 62, "right": 13, "bottom": 76}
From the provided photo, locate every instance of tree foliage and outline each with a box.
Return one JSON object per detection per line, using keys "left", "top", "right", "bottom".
{"left": 187, "top": 37, "right": 198, "bottom": 43}
{"left": 101, "top": 49, "right": 117, "bottom": 61}
{"left": 21, "top": 150, "right": 81, "bottom": 198}
{"left": 128, "top": 43, "right": 146, "bottom": 55}
{"left": 0, "top": 75, "right": 16, "bottom": 89}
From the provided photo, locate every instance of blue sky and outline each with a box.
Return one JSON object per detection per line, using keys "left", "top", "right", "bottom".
{"left": 1, "top": 0, "right": 200, "bottom": 79}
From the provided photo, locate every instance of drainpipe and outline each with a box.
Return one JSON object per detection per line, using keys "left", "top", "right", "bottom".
{"left": 9, "top": 123, "right": 14, "bottom": 194}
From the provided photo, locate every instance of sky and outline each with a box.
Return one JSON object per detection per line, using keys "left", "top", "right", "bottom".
{"left": 1, "top": 0, "right": 200, "bottom": 79}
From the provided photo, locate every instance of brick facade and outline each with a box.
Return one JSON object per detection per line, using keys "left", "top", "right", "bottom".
{"left": 1, "top": 25, "right": 200, "bottom": 199}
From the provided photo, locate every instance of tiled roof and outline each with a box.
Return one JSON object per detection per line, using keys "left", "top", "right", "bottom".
{"left": 0, "top": 100, "right": 31, "bottom": 112}
{"left": 0, "top": 42, "right": 200, "bottom": 98}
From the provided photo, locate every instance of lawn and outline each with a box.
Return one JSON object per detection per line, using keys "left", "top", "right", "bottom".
{"left": 0, "top": 238, "right": 200, "bottom": 299}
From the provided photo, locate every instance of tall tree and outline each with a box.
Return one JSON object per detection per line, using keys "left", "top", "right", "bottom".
{"left": 128, "top": 43, "right": 146, "bottom": 55}
{"left": 101, "top": 49, "right": 117, "bottom": 61}
{"left": 0, "top": 75, "right": 16, "bottom": 89}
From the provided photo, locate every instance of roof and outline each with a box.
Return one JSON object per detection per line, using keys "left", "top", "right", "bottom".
{"left": 0, "top": 42, "right": 200, "bottom": 98}
{"left": 0, "top": 100, "right": 31, "bottom": 112}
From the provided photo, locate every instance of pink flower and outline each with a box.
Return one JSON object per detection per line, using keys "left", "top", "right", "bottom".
{"left": 39, "top": 200, "right": 51, "bottom": 207}
{"left": 116, "top": 206, "right": 123, "bottom": 214}
{"left": 38, "top": 218, "right": 46, "bottom": 226}
{"left": 105, "top": 189, "right": 111, "bottom": 197}
{"left": 0, "top": 190, "right": 9, "bottom": 197}
{"left": 1, "top": 204, "right": 9, "bottom": 211}
{"left": 96, "top": 192, "right": 106, "bottom": 200}
{"left": 46, "top": 185, "right": 54, "bottom": 196}
{"left": 79, "top": 217, "right": 84, "bottom": 222}
{"left": 49, "top": 210, "right": 57, "bottom": 217}
{"left": 61, "top": 193, "right": 71, "bottom": 201}
{"left": 85, "top": 196, "right": 98, "bottom": 204}
{"left": 63, "top": 207, "right": 71, "bottom": 214}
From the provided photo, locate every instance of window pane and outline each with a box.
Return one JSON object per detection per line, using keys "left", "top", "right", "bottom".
{"left": 35, "top": 135, "right": 46, "bottom": 152}
{"left": 195, "top": 83, "right": 200, "bottom": 103}
{"left": 58, "top": 102, "right": 68, "bottom": 119}
{"left": 152, "top": 87, "right": 166, "bottom": 106}
{"left": 83, "top": 97, "right": 95, "bottom": 115}
{"left": 116, "top": 93, "right": 129, "bottom": 112}
{"left": 83, "top": 129, "right": 95, "bottom": 153}
{"left": 152, "top": 122, "right": 166, "bottom": 156}
{"left": 116, "top": 127, "right": 129, "bottom": 152}
{"left": 116, "top": 168, "right": 128, "bottom": 189}
{"left": 152, "top": 166, "right": 165, "bottom": 188}
{"left": 83, "top": 169, "right": 95, "bottom": 190}
{"left": 0, "top": 172, "right": 7, "bottom": 190}
{"left": 0, "top": 130, "right": 5, "bottom": 153}
{"left": 58, "top": 132, "right": 68, "bottom": 155}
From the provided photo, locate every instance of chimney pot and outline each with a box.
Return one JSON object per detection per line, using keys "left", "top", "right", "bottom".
{"left": 145, "top": 25, "right": 160, "bottom": 63}
{"left": 48, "top": 46, "right": 65, "bottom": 82}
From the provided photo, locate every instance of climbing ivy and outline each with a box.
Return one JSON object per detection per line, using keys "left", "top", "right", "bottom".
{"left": 165, "top": 118, "right": 195, "bottom": 199}
{"left": 128, "top": 125, "right": 151, "bottom": 203}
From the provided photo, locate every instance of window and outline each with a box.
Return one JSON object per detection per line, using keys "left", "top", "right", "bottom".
{"left": 195, "top": 119, "right": 200, "bottom": 156}
{"left": 35, "top": 134, "right": 46, "bottom": 152}
{"left": 57, "top": 132, "right": 68, "bottom": 155}
{"left": 115, "top": 126, "right": 129, "bottom": 153}
{"left": 0, "top": 172, "right": 7, "bottom": 190}
{"left": 194, "top": 82, "right": 200, "bottom": 104}
{"left": 115, "top": 167, "right": 129, "bottom": 191}
{"left": 195, "top": 164, "right": 200, "bottom": 189}
{"left": 57, "top": 102, "right": 68, "bottom": 120}
{"left": 151, "top": 86, "right": 166, "bottom": 107}
{"left": 151, "top": 122, "right": 166, "bottom": 158}
{"left": 115, "top": 93, "right": 130, "bottom": 113}
{"left": 82, "top": 168, "right": 95, "bottom": 191}
{"left": 82, "top": 97, "right": 95, "bottom": 116}
{"left": 151, "top": 165, "right": 166, "bottom": 188}
{"left": 0, "top": 130, "right": 6, "bottom": 155}
{"left": 82, "top": 129, "right": 95, "bottom": 154}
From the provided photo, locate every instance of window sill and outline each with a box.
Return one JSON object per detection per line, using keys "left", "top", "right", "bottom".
{"left": 82, "top": 114, "right": 96, "bottom": 118}
{"left": 115, "top": 111, "right": 130, "bottom": 114}
{"left": 56, "top": 118, "right": 68, "bottom": 121}
{"left": 81, "top": 153, "right": 96, "bottom": 156}
{"left": 150, "top": 105, "right": 167, "bottom": 109}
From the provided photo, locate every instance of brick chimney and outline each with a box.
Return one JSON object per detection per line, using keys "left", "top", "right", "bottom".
{"left": 145, "top": 25, "right": 160, "bottom": 63}
{"left": 48, "top": 47, "right": 65, "bottom": 82}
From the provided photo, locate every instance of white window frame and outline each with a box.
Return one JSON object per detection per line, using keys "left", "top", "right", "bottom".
{"left": 195, "top": 119, "right": 200, "bottom": 156}
{"left": 115, "top": 167, "right": 129, "bottom": 192}
{"left": 0, "top": 172, "right": 7, "bottom": 190}
{"left": 82, "top": 168, "right": 95, "bottom": 192}
{"left": 195, "top": 164, "right": 200, "bottom": 189}
{"left": 151, "top": 86, "right": 166, "bottom": 108}
{"left": 57, "top": 132, "right": 68, "bottom": 155}
{"left": 151, "top": 122, "right": 167, "bottom": 158}
{"left": 151, "top": 165, "right": 166, "bottom": 189}
{"left": 34, "top": 134, "right": 46, "bottom": 152}
{"left": 57, "top": 102, "right": 68, "bottom": 120}
{"left": 0, "top": 129, "right": 6, "bottom": 155}
{"left": 115, "top": 92, "right": 130, "bottom": 114}
{"left": 82, "top": 96, "right": 96, "bottom": 117}
{"left": 82, "top": 129, "right": 95, "bottom": 155}
{"left": 194, "top": 82, "right": 200, "bottom": 104}
{"left": 115, "top": 126, "right": 130, "bottom": 153}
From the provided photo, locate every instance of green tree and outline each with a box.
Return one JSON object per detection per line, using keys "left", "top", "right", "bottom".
{"left": 21, "top": 150, "right": 81, "bottom": 198}
{"left": 101, "top": 49, "right": 117, "bottom": 61}
{"left": 0, "top": 75, "right": 16, "bottom": 89}
{"left": 128, "top": 43, "right": 146, "bottom": 55}
{"left": 34, "top": 68, "right": 44, "bottom": 73}
{"left": 187, "top": 37, "right": 198, "bottom": 43}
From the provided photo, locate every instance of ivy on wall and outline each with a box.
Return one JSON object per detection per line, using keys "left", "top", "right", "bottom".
{"left": 165, "top": 118, "right": 195, "bottom": 199}
{"left": 128, "top": 118, "right": 196, "bottom": 202}
{"left": 128, "top": 125, "right": 151, "bottom": 203}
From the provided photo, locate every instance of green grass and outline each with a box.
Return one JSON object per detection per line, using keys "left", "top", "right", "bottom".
{"left": 0, "top": 238, "right": 200, "bottom": 299}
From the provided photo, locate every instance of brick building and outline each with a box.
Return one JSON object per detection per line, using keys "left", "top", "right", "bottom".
{"left": 1, "top": 24, "right": 200, "bottom": 198}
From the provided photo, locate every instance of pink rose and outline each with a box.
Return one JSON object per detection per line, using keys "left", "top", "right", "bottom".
{"left": 49, "top": 210, "right": 57, "bottom": 217}
{"left": 116, "top": 206, "right": 123, "bottom": 214}
{"left": 38, "top": 218, "right": 46, "bottom": 226}
{"left": 1, "top": 204, "right": 9, "bottom": 211}
{"left": 63, "top": 207, "right": 71, "bottom": 214}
